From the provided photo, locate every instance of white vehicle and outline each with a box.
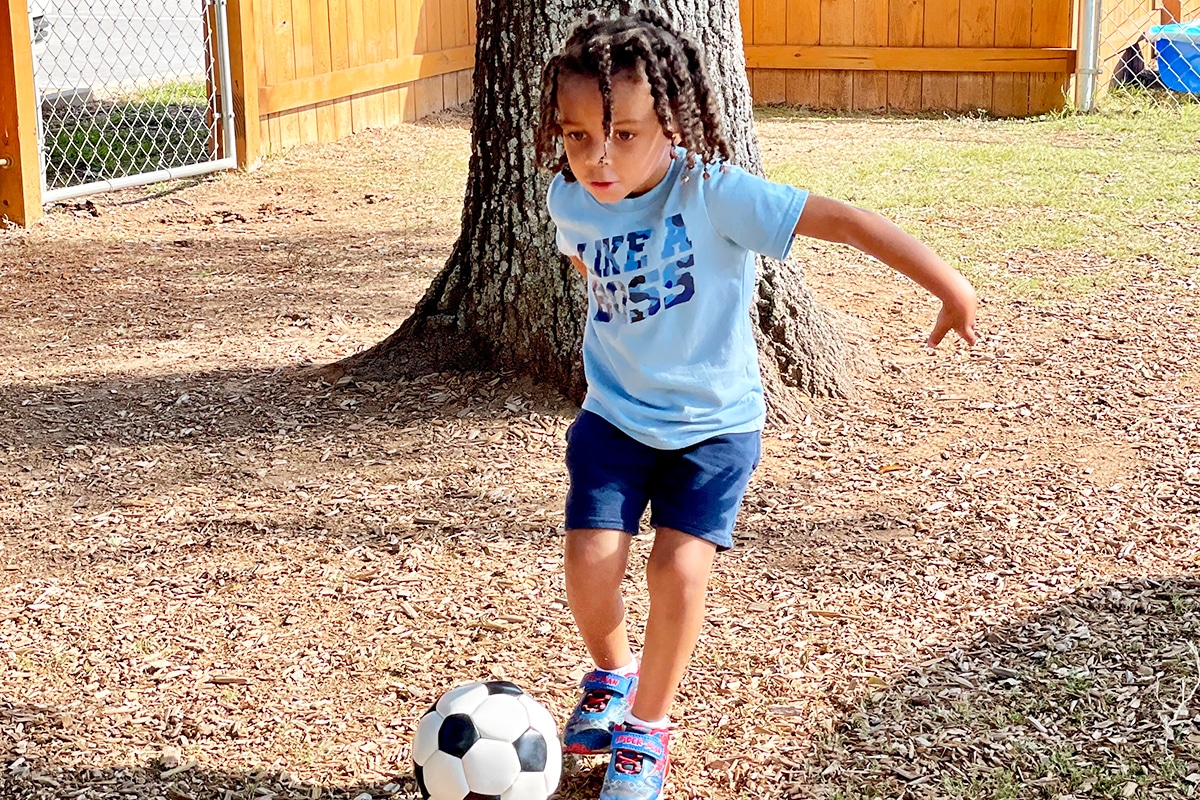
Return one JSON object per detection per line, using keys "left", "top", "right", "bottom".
{"left": 29, "top": 1, "right": 50, "bottom": 62}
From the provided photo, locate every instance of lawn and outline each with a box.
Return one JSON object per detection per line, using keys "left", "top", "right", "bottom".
{"left": 41, "top": 79, "right": 214, "bottom": 190}
{"left": 0, "top": 103, "right": 1197, "bottom": 800}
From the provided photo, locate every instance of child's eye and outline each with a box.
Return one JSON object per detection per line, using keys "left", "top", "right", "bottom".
{"left": 614, "top": 131, "right": 635, "bottom": 142}
{"left": 566, "top": 131, "right": 588, "bottom": 142}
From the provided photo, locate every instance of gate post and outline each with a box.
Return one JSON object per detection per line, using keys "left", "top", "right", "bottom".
{"left": 226, "top": 0, "right": 261, "bottom": 170}
{"left": 1077, "top": 0, "right": 1103, "bottom": 111}
{"left": 0, "top": 0, "right": 42, "bottom": 226}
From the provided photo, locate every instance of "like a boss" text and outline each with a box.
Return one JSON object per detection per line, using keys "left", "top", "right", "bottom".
{"left": 576, "top": 214, "right": 696, "bottom": 324}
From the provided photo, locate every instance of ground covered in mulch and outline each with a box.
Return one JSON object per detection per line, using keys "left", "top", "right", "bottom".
{"left": 1, "top": 110, "right": 1198, "bottom": 800}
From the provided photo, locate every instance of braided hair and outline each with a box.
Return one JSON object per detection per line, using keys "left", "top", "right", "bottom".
{"left": 535, "top": 10, "right": 733, "bottom": 181}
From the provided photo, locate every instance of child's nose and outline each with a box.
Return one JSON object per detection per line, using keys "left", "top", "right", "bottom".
{"left": 585, "top": 139, "right": 610, "bottom": 166}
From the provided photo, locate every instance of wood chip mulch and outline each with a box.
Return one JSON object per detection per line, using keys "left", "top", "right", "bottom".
{"left": 1, "top": 116, "right": 1197, "bottom": 800}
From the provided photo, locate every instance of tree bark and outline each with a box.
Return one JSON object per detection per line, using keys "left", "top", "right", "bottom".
{"left": 335, "top": 0, "right": 861, "bottom": 422}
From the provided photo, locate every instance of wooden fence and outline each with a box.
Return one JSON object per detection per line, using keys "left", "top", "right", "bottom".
{"left": 229, "top": 0, "right": 476, "bottom": 162}
{"left": 233, "top": 0, "right": 1081, "bottom": 167}
{"left": 6, "top": 0, "right": 1094, "bottom": 224}
{"left": 1, "top": 0, "right": 41, "bottom": 226}
{"left": 741, "top": 0, "right": 1078, "bottom": 116}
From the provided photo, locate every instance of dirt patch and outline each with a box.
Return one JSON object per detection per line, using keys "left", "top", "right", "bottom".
{"left": 1, "top": 111, "right": 1198, "bottom": 800}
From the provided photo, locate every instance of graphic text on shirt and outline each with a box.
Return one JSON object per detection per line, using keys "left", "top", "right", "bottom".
{"left": 577, "top": 213, "right": 696, "bottom": 325}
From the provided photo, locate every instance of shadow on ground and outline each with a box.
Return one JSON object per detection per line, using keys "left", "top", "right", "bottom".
{"left": 1, "top": 574, "right": 1196, "bottom": 800}
{"left": 796, "top": 574, "right": 1200, "bottom": 799}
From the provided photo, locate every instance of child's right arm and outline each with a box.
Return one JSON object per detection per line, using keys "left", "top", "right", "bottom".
{"left": 794, "top": 195, "right": 977, "bottom": 348}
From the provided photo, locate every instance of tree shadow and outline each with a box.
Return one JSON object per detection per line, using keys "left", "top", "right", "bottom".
{"left": 5, "top": 573, "right": 1193, "bottom": 800}
{"left": 0, "top": 697, "right": 613, "bottom": 800}
{"left": 0, "top": 728, "right": 409, "bottom": 800}
{"left": 795, "top": 574, "right": 1200, "bottom": 799}
{"left": 0, "top": 364, "right": 569, "bottom": 455}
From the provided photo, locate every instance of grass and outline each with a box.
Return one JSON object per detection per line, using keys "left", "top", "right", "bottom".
{"left": 759, "top": 102, "right": 1200, "bottom": 296}
{"left": 128, "top": 78, "right": 208, "bottom": 106}
{"left": 43, "top": 79, "right": 213, "bottom": 190}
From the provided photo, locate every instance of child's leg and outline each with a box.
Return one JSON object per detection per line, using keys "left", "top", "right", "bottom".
{"left": 630, "top": 526, "right": 717, "bottom": 722}
{"left": 565, "top": 527, "right": 634, "bottom": 670}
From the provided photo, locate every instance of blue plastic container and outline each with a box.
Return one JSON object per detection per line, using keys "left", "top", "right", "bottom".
{"left": 1148, "top": 21, "right": 1200, "bottom": 93}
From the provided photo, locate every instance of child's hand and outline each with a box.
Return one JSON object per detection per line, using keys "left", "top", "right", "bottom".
{"left": 926, "top": 291, "right": 977, "bottom": 348}
{"left": 792, "top": 196, "right": 979, "bottom": 348}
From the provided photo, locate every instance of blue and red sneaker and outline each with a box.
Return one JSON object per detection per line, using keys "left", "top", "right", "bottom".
{"left": 599, "top": 723, "right": 670, "bottom": 800}
{"left": 562, "top": 669, "right": 638, "bottom": 754}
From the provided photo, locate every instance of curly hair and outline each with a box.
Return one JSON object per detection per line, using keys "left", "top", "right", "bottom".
{"left": 535, "top": 10, "right": 733, "bottom": 181}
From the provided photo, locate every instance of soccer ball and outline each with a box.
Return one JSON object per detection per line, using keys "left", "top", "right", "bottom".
{"left": 413, "top": 680, "right": 562, "bottom": 800}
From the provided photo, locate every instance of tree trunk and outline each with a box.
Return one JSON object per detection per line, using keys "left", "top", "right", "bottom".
{"left": 335, "top": 0, "right": 861, "bottom": 422}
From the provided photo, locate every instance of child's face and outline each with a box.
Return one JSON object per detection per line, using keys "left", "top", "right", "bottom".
{"left": 557, "top": 71, "right": 675, "bottom": 204}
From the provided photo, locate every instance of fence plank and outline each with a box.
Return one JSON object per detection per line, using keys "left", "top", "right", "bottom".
{"left": 451, "top": 0, "right": 470, "bottom": 106}
{"left": 755, "top": 0, "right": 788, "bottom": 102}
{"left": 438, "top": 0, "right": 457, "bottom": 105}
{"left": 457, "top": 70, "right": 471, "bottom": 110}
{"left": 414, "top": 0, "right": 428, "bottom": 52}
{"left": 854, "top": 0, "right": 890, "bottom": 110}
{"left": 258, "top": 0, "right": 279, "bottom": 150}
{"left": 1029, "top": 0, "right": 1071, "bottom": 112}
{"left": 415, "top": 0, "right": 444, "bottom": 115}
{"left": 786, "top": 0, "right": 820, "bottom": 106}
{"left": 888, "top": 0, "right": 924, "bottom": 111}
{"left": 291, "top": 0, "right": 319, "bottom": 143}
{"left": 399, "top": 0, "right": 417, "bottom": 121}
{"left": 260, "top": 118, "right": 274, "bottom": 156}
{"left": 381, "top": 0, "right": 401, "bottom": 125}
{"left": 427, "top": 0, "right": 443, "bottom": 52}
{"left": 362, "top": 0, "right": 386, "bottom": 128}
{"left": 455, "top": 0, "right": 471, "bottom": 46}
{"left": 920, "top": 0, "right": 957, "bottom": 110}
{"left": 227, "top": 0, "right": 261, "bottom": 166}
{"left": 0, "top": 0, "right": 41, "bottom": 225}
{"left": 415, "top": 77, "right": 443, "bottom": 118}
{"left": 271, "top": 0, "right": 302, "bottom": 148}
{"left": 820, "top": 0, "right": 856, "bottom": 108}
{"left": 327, "top": 0, "right": 353, "bottom": 140}
{"left": 992, "top": 0, "right": 1031, "bottom": 116}
{"left": 957, "top": 0, "right": 995, "bottom": 111}
{"left": 345, "top": 0, "right": 369, "bottom": 130}
{"left": 307, "top": 0, "right": 336, "bottom": 143}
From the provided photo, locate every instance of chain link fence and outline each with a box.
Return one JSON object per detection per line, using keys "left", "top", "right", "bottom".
{"left": 32, "top": 0, "right": 236, "bottom": 203}
{"left": 1079, "top": 0, "right": 1200, "bottom": 111}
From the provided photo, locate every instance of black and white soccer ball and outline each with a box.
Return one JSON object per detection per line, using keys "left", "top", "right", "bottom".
{"left": 413, "top": 680, "right": 562, "bottom": 800}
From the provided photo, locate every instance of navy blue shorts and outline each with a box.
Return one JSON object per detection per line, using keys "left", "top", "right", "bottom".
{"left": 564, "top": 410, "right": 761, "bottom": 551}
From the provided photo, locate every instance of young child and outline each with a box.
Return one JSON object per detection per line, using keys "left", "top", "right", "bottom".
{"left": 537, "top": 11, "right": 977, "bottom": 800}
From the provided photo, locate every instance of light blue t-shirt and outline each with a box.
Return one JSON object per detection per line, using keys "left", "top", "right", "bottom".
{"left": 546, "top": 151, "right": 809, "bottom": 450}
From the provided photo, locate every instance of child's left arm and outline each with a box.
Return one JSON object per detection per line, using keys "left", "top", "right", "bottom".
{"left": 794, "top": 195, "right": 977, "bottom": 348}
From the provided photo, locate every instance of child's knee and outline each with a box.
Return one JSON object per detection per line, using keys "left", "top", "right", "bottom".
{"left": 646, "top": 532, "right": 715, "bottom": 597}
{"left": 565, "top": 528, "right": 630, "bottom": 573}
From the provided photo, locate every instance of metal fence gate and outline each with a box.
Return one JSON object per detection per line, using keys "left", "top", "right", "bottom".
{"left": 33, "top": 0, "right": 236, "bottom": 203}
{"left": 1078, "top": 0, "right": 1200, "bottom": 110}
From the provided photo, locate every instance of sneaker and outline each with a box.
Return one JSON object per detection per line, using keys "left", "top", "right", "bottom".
{"left": 599, "top": 723, "right": 670, "bottom": 800}
{"left": 562, "top": 669, "right": 638, "bottom": 754}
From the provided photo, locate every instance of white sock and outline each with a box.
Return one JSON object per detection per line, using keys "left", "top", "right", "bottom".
{"left": 603, "top": 656, "right": 638, "bottom": 678}
{"left": 623, "top": 710, "right": 669, "bottom": 730}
